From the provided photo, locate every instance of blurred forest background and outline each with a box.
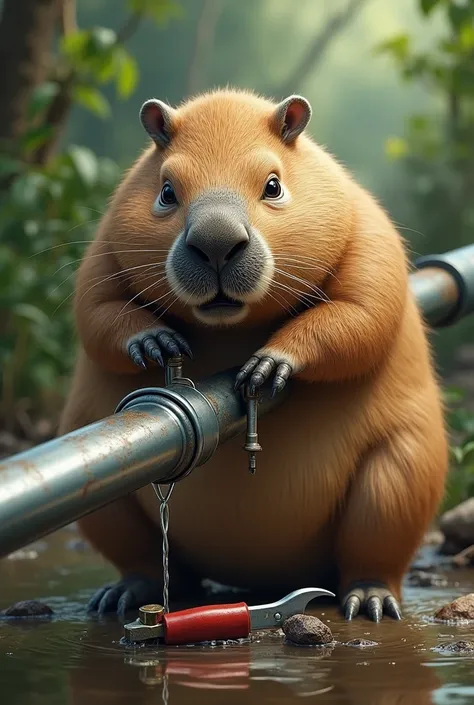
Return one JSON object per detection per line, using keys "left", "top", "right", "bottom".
{"left": 2, "top": 0, "right": 474, "bottom": 506}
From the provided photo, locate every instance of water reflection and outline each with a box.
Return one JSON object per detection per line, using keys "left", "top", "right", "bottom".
{"left": 0, "top": 530, "right": 474, "bottom": 705}
{"left": 63, "top": 616, "right": 443, "bottom": 705}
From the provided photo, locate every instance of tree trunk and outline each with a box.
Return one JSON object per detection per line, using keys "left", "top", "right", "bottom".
{"left": 0, "top": 0, "right": 61, "bottom": 149}
{"left": 276, "top": 0, "right": 370, "bottom": 98}
{"left": 187, "top": 0, "right": 225, "bottom": 96}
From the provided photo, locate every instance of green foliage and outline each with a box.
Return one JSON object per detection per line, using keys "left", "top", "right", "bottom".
{"left": 442, "top": 386, "right": 474, "bottom": 511}
{"left": 0, "top": 146, "right": 120, "bottom": 410}
{"left": 377, "top": 0, "right": 474, "bottom": 255}
{"left": 60, "top": 27, "right": 139, "bottom": 113}
{"left": 378, "top": 1, "right": 474, "bottom": 511}
{"left": 127, "top": 0, "right": 184, "bottom": 23}
{"left": 377, "top": 0, "right": 474, "bottom": 371}
{"left": 0, "top": 1, "right": 182, "bottom": 423}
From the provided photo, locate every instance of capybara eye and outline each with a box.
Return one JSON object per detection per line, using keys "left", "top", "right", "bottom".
{"left": 263, "top": 176, "right": 282, "bottom": 199}
{"left": 160, "top": 181, "right": 177, "bottom": 206}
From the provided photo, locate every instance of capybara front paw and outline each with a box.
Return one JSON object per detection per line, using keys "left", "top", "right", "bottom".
{"left": 342, "top": 581, "right": 402, "bottom": 622}
{"left": 126, "top": 327, "right": 192, "bottom": 369}
{"left": 234, "top": 350, "right": 294, "bottom": 396}
{"left": 87, "top": 574, "right": 162, "bottom": 617}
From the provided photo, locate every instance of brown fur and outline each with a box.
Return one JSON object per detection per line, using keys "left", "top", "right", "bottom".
{"left": 59, "top": 88, "right": 448, "bottom": 607}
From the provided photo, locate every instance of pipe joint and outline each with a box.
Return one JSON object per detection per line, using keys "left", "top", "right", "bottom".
{"left": 115, "top": 380, "right": 220, "bottom": 484}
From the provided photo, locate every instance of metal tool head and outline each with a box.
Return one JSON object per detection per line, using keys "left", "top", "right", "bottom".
{"left": 124, "top": 606, "right": 165, "bottom": 643}
{"left": 249, "top": 587, "right": 335, "bottom": 630}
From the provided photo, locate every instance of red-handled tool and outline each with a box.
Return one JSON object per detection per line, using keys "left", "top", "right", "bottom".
{"left": 123, "top": 587, "right": 334, "bottom": 645}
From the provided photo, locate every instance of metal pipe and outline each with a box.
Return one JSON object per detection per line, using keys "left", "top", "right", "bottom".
{"left": 0, "top": 369, "right": 285, "bottom": 558}
{"left": 412, "top": 243, "right": 474, "bottom": 326}
{"left": 0, "top": 243, "right": 474, "bottom": 557}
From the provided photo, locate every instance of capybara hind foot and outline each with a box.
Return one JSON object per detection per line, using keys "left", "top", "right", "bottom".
{"left": 342, "top": 581, "right": 402, "bottom": 622}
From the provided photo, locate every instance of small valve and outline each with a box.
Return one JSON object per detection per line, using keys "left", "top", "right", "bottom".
{"left": 243, "top": 385, "right": 262, "bottom": 474}
{"left": 165, "top": 356, "right": 184, "bottom": 386}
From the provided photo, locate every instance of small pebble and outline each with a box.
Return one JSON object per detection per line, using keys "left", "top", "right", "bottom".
{"left": 409, "top": 570, "right": 448, "bottom": 588}
{"left": 6, "top": 549, "right": 38, "bottom": 561}
{"left": 0, "top": 600, "right": 54, "bottom": 618}
{"left": 282, "top": 613, "right": 333, "bottom": 646}
{"left": 344, "top": 638, "right": 379, "bottom": 648}
{"left": 423, "top": 530, "right": 444, "bottom": 546}
{"left": 66, "top": 538, "right": 89, "bottom": 552}
{"left": 433, "top": 640, "right": 474, "bottom": 654}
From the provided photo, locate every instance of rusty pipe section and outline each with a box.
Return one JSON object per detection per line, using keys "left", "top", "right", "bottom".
{"left": 412, "top": 243, "right": 474, "bottom": 326}
{"left": 0, "top": 370, "right": 284, "bottom": 558}
{"left": 0, "top": 243, "right": 473, "bottom": 557}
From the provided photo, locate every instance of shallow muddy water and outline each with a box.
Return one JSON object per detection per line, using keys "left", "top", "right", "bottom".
{"left": 1, "top": 530, "right": 474, "bottom": 705}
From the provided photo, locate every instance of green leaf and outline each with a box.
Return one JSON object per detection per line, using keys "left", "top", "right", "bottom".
{"left": 60, "top": 28, "right": 118, "bottom": 75}
{"left": 408, "top": 114, "right": 430, "bottom": 132}
{"left": 27, "top": 82, "right": 60, "bottom": 120}
{"left": 462, "top": 442, "right": 474, "bottom": 464}
{"left": 374, "top": 34, "right": 410, "bottom": 61}
{"left": 115, "top": 49, "right": 139, "bottom": 98}
{"left": 127, "top": 0, "right": 183, "bottom": 23}
{"left": 72, "top": 84, "right": 110, "bottom": 118}
{"left": 89, "top": 27, "right": 117, "bottom": 52}
{"left": 0, "top": 156, "right": 23, "bottom": 176}
{"left": 420, "top": 0, "right": 442, "bottom": 16}
{"left": 30, "top": 362, "right": 57, "bottom": 389}
{"left": 67, "top": 146, "right": 99, "bottom": 188}
{"left": 94, "top": 54, "right": 117, "bottom": 83}
{"left": 20, "top": 124, "right": 55, "bottom": 154}
{"left": 97, "top": 157, "right": 120, "bottom": 188}
{"left": 444, "top": 385, "right": 466, "bottom": 405}
{"left": 459, "top": 25, "right": 474, "bottom": 57}
{"left": 448, "top": 2, "right": 473, "bottom": 30}
{"left": 60, "top": 29, "right": 91, "bottom": 60}
{"left": 451, "top": 445, "right": 464, "bottom": 464}
{"left": 449, "top": 407, "right": 474, "bottom": 434}
{"left": 385, "top": 136, "right": 409, "bottom": 160}
{"left": 12, "top": 303, "right": 50, "bottom": 328}
{"left": 10, "top": 173, "right": 47, "bottom": 210}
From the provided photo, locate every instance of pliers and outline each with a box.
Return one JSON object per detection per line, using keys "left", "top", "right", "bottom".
{"left": 123, "top": 587, "right": 334, "bottom": 645}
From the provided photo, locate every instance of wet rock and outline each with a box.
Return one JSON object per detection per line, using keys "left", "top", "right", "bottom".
{"left": 439, "top": 539, "right": 464, "bottom": 556}
{"left": 6, "top": 549, "right": 39, "bottom": 561}
{"left": 408, "top": 570, "right": 448, "bottom": 588}
{"left": 410, "top": 561, "right": 437, "bottom": 572}
{"left": 0, "top": 600, "right": 54, "bottom": 618}
{"left": 433, "top": 640, "right": 474, "bottom": 654}
{"left": 344, "top": 638, "right": 379, "bottom": 648}
{"left": 66, "top": 538, "right": 89, "bottom": 552}
{"left": 282, "top": 614, "right": 333, "bottom": 646}
{"left": 440, "top": 499, "right": 474, "bottom": 553}
{"left": 434, "top": 594, "right": 474, "bottom": 622}
{"left": 423, "top": 530, "right": 444, "bottom": 546}
{"left": 452, "top": 545, "right": 474, "bottom": 568}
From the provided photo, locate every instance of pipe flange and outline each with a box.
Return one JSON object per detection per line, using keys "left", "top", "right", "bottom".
{"left": 115, "top": 384, "right": 219, "bottom": 483}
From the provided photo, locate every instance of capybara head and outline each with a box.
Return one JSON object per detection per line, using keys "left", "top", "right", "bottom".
{"left": 108, "top": 89, "right": 354, "bottom": 328}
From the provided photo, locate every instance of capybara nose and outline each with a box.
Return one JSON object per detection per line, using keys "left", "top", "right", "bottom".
{"left": 186, "top": 219, "right": 249, "bottom": 272}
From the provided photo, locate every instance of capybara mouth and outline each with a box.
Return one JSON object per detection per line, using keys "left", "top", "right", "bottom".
{"left": 198, "top": 291, "right": 245, "bottom": 311}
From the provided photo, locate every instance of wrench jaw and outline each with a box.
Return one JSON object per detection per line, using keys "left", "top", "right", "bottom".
{"left": 248, "top": 588, "right": 335, "bottom": 631}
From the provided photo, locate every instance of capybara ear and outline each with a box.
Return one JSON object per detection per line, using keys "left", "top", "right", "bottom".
{"left": 139, "top": 99, "right": 177, "bottom": 148}
{"left": 272, "top": 95, "right": 312, "bottom": 144}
